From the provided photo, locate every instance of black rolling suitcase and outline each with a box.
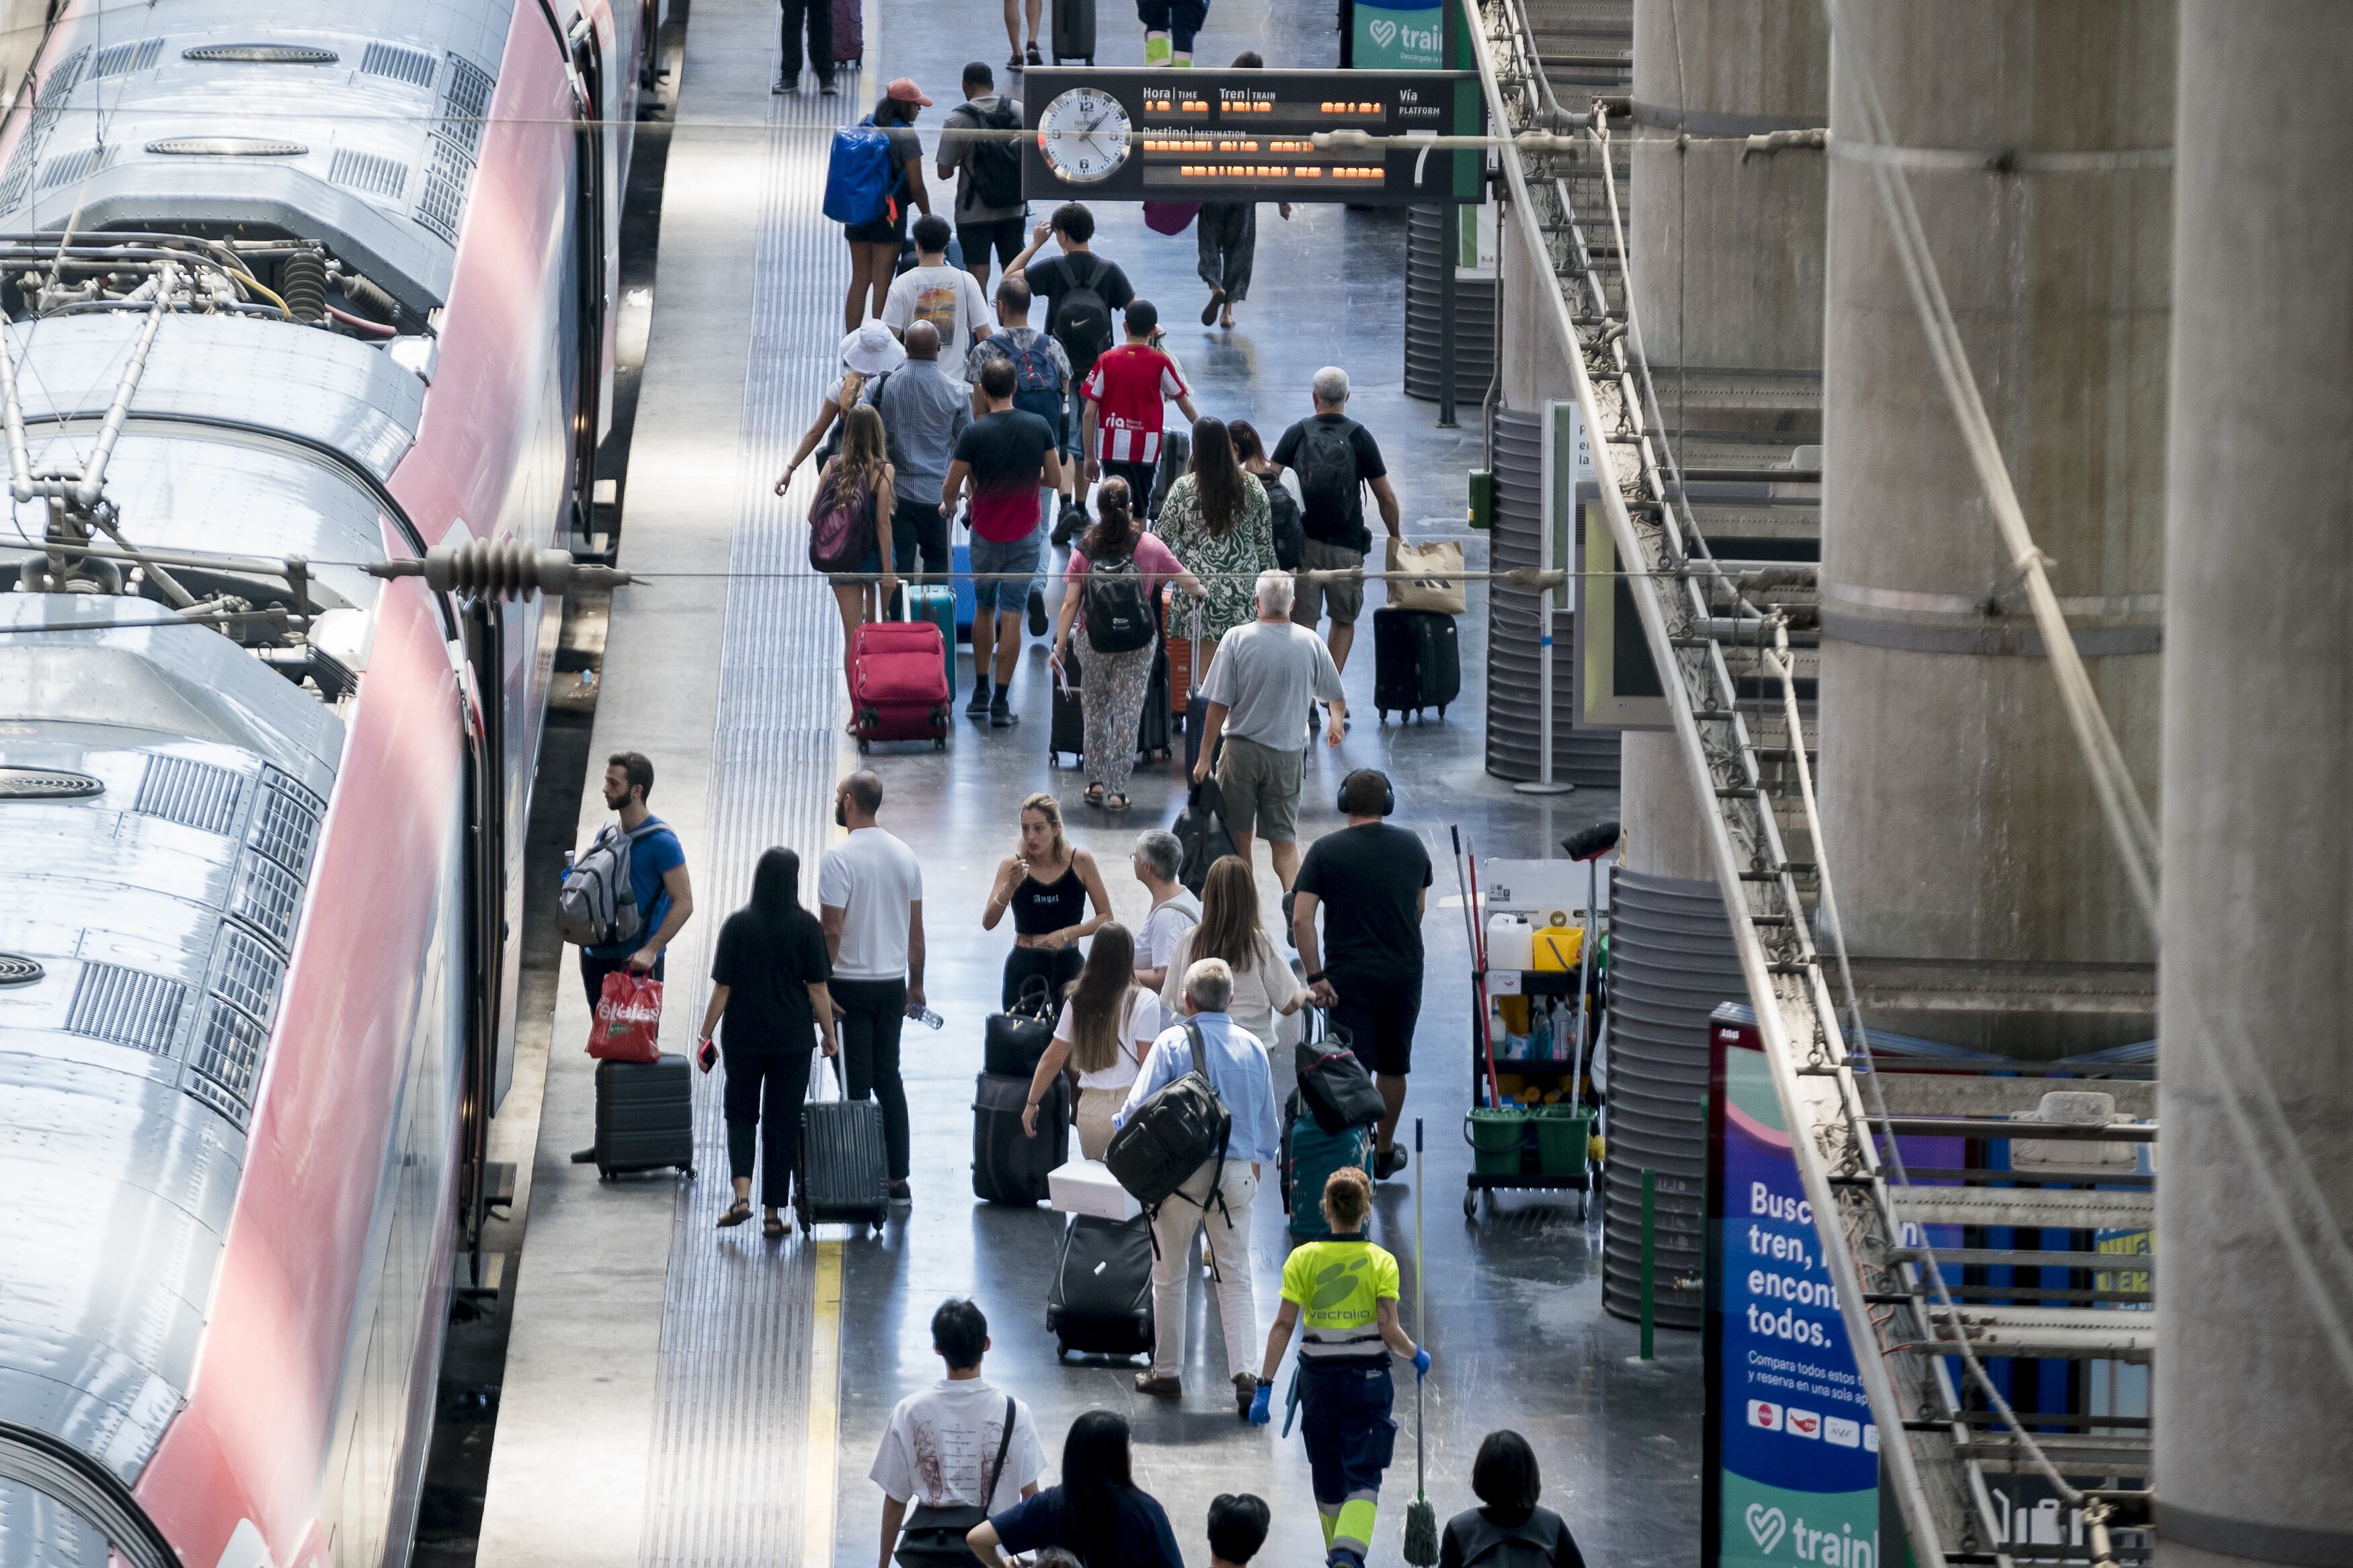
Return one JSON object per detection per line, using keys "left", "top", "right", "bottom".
{"left": 1047, "top": 1213, "right": 1155, "bottom": 1358}
{"left": 595, "top": 1056, "right": 696, "bottom": 1179}
{"left": 975, "top": 1071, "right": 1068, "bottom": 1204}
{"left": 1051, "top": 0, "right": 1095, "bottom": 63}
{"left": 1135, "top": 642, "right": 1172, "bottom": 760}
{"left": 1049, "top": 658, "right": 1086, "bottom": 767}
{"left": 798, "top": 1050, "right": 891, "bottom": 1233}
{"left": 1372, "top": 606, "right": 1461, "bottom": 721}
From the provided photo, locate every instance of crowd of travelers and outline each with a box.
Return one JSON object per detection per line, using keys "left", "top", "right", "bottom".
{"left": 550, "top": 23, "right": 1579, "bottom": 1568}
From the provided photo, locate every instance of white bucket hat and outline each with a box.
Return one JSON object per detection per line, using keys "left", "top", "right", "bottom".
{"left": 840, "top": 321, "right": 907, "bottom": 376}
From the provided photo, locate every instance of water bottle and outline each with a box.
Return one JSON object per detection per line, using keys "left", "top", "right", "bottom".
{"left": 909, "top": 1005, "right": 945, "bottom": 1030}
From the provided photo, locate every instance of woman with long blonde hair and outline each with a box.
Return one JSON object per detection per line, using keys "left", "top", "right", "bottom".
{"left": 1158, "top": 854, "right": 1308, "bottom": 1044}
{"left": 814, "top": 401, "right": 898, "bottom": 725}
{"left": 1019, "top": 922, "right": 1162, "bottom": 1159}
{"left": 982, "top": 791, "right": 1115, "bottom": 1009}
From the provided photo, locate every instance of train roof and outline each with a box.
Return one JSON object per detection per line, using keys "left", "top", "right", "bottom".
{"left": 0, "top": 0, "right": 524, "bottom": 317}
{"left": 0, "top": 595, "right": 342, "bottom": 1508}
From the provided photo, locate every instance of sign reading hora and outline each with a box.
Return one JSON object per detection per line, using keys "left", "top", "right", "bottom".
{"left": 1021, "top": 69, "right": 1483, "bottom": 206}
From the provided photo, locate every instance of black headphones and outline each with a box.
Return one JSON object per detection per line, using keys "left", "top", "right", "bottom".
{"left": 1339, "top": 768, "right": 1395, "bottom": 817}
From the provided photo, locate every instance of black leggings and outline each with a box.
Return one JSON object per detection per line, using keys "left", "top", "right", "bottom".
{"left": 832, "top": 977, "right": 911, "bottom": 1181}
{"left": 723, "top": 1048, "right": 811, "bottom": 1208}
{"left": 1002, "top": 944, "right": 1082, "bottom": 1011}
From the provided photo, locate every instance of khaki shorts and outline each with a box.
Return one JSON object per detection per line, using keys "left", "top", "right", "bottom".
{"left": 1217, "top": 735, "right": 1304, "bottom": 843}
{"left": 1293, "top": 538, "right": 1366, "bottom": 626}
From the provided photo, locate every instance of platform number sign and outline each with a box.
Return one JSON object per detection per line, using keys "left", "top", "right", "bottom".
{"left": 1036, "top": 87, "right": 1133, "bottom": 185}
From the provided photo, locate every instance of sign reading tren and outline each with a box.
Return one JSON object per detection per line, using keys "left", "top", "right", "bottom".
{"left": 1020, "top": 68, "right": 1483, "bottom": 206}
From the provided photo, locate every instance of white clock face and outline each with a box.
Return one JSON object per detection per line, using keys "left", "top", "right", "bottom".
{"left": 1038, "top": 87, "right": 1131, "bottom": 184}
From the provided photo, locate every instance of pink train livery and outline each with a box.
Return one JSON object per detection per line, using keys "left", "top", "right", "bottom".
{"left": 0, "top": 2, "right": 658, "bottom": 1565}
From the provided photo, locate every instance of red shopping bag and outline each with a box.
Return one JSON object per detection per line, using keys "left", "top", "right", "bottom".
{"left": 588, "top": 969, "right": 664, "bottom": 1063}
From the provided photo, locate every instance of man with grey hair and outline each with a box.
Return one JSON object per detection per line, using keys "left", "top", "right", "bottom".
{"left": 864, "top": 313, "right": 970, "bottom": 585}
{"left": 1271, "top": 365, "right": 1404, "bottom": 675}
{"left": 1115, "top": 956, "right": 1281, "bottom": 1407}
{"left": 1130, "top": 829, "right": 1200, "bottom": 989}
{"left": 1189, "top": 569, "right": 1347, "bottom": 890}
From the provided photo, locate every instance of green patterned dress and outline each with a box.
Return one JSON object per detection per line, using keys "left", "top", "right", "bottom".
{"left": 1151, "top": 472, "right": 1275, "bottom": 647}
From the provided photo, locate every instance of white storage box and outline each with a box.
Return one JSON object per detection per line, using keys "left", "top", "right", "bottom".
{"left": 1049, "top": 1158, "right": 1142, "bottom": 1221}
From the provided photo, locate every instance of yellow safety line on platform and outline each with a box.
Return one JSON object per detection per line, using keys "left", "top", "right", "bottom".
{"left": 802, "top": 1237, "right": 844, "bottom": 1566}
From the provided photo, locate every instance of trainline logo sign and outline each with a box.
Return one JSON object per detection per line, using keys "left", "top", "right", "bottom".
{"left": 1747, "top": 1506, "right": 1787, "bottom": 1553}
{"left": 1369, "top": 18, "right": 1398, "bottom": 47}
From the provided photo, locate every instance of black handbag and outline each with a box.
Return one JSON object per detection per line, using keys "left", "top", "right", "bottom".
{"left": 893, "top": 1395, "right": 1016, "bottom": 1565}
{"left": 1295, "top": 1028, "right": 1386, "bottom": 1132}
{"left": 1174, "top": 780, "right": 1240, "bottom": 894}
{"left": 983, "top": 974, "right": 1059, "bottom": 1077}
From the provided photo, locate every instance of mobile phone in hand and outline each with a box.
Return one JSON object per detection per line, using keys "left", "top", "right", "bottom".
{"left": 696, "top": 1038, "right": 719, "bottom": 1073}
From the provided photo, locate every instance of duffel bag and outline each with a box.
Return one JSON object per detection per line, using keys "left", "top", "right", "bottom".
{"left": 1295, "top": 1025, "right": 1386, "bottom": 1132}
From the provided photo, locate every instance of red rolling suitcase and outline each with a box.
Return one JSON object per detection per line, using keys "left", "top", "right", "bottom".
{"left": 852, "top": 617, "right": 951, "bottom": 750}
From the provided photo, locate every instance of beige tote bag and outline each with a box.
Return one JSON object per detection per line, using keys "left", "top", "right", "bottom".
{"left": 1386, "top": 537, "right": 1467, "bottom": 616}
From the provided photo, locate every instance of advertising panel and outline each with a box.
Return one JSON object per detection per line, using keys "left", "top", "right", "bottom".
{"left": 1704, "top": 1012, "right": 1965, "bottom": 1568}
{"left": 1351, "top": 0, "right": 1446, "bottom": 70}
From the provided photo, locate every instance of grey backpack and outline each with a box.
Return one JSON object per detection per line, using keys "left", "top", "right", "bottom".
{"left": 558, "top": 819, "right": 662, "bottom": 948}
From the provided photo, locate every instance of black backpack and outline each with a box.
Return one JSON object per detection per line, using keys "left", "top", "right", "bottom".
{"left": 967, "top": 97, "right": 1025, "bottom": 210}
{"left": 1082, "top": 552, "right": 1156, "bottom": 653}
{"left": 1105, "top": 1038, "right": 1232, "bottom": 1217}
{"left": 1293, "top": 417, "right": 1362, "bottom": 528}
{"left": 1267, "top": 480, "right": 1306, "bottom": 569}
{"left": 1050, "top": 254, "right": 1115, "bottom": 371}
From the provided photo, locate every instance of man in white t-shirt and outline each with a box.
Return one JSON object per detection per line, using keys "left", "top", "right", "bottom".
{"left": 818, "top": 770, "right": 925, "bottom": 1205}
{"left": 884, "top": 214, "right": 994, "bottom": 354}
{"left": 871, "top": 1298, "right": 1044, "bottom": 1568}
{"left": 1130, "top": 829, "right": 1201, "bottom": 991}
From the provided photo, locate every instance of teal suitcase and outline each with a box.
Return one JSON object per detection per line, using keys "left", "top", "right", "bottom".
{"left": 904, "top": 585, "right": 958, "bottom": 699}
{"left": 1280, "top": 1089, "right": 1372, "bottom": 1240}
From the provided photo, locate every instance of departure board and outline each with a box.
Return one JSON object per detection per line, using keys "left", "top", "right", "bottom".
{"left": 1020, "top": 69, "right": 1483, "bottom": 206}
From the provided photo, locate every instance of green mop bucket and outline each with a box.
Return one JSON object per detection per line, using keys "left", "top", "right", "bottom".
{"left": 1466, "top": 1108, "right": 1533, "bottom": 1175}
{"left": 1536, "top": 1107, "right": 1593, "bottom": 1176}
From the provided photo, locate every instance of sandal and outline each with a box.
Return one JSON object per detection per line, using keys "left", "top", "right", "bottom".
{"left": 1026, "top": 41, "right": 1043, "bottom": 66}
{"left": 1105, "top": 792, "right": 1129, "bottom": 812}
{"left": 717, "top": 1200, "right": 754, "bottom": 1229}
{"left": 1082, "top": 782, "right": 1105, "bottom": 807}
{"left": 1201, "top": 288, "right": 1224, "bottom": 327}
{"left": 762, "top": 1215, "right": 787, "bottom": 1239}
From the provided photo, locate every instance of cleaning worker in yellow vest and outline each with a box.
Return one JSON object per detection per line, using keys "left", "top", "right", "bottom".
{"left": 1250, "top": 1164, "right": 1431, "bottom": 1568}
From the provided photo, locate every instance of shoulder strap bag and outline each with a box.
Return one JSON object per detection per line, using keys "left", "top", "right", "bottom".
{"left": 893, "top": 1395, "right": 1017, "bottom": 1565}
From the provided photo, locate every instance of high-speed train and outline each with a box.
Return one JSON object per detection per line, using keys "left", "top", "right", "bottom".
{"left": 0, "top": 1, "right": 653, "bottom": 1565}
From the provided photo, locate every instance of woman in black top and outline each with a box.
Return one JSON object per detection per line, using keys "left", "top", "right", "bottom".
{"left": 967, "top": 1411, "right": 1183, "bottom": 1568}
{"left": 1438, "top": 1430, "right": 1589, "bottom": 1568}
{"left": 696, "top": 848, "right": 836, "bottom": 1237}
{"left": 981, "top": 791, "right": 1114, "bottom": 1009}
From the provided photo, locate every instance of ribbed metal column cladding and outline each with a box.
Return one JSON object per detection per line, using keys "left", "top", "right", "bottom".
{"left": 1601, "top": 868, "right": 1742, "bottom": 1329}
{"left": 1486, "top": 408, "right": 1621, "bottom": 786}
{"left": 1403, "top": 205, "right": 1497, "bottom": 404}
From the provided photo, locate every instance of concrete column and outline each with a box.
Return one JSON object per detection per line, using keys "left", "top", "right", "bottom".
{"left": 1816, "top": 1, "right": 2171, "bottom": 1050}
{"left": 1623, "top": 0, "right": 1827, "bottom": 881}
{"left": 2155, "top": 6, "right": 2353, "bottom": 1564}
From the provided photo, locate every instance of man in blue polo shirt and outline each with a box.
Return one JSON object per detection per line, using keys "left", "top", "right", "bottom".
{"left": 576, "top": 750, "right": 694, "bottom": 1005}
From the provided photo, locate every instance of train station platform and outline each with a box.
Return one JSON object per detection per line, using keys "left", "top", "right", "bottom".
{"left": 474, "top": 0, "right": 1699, "bottom": 1561}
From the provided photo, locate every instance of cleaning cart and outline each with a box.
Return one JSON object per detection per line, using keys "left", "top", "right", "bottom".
{"left": 1452, "top": 826, "right": 1612, "bottom": 1221}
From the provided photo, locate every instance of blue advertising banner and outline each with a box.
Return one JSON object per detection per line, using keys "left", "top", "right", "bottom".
{"left": 1704, "top": 1009, "right": 1966, "bottom": 1568}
